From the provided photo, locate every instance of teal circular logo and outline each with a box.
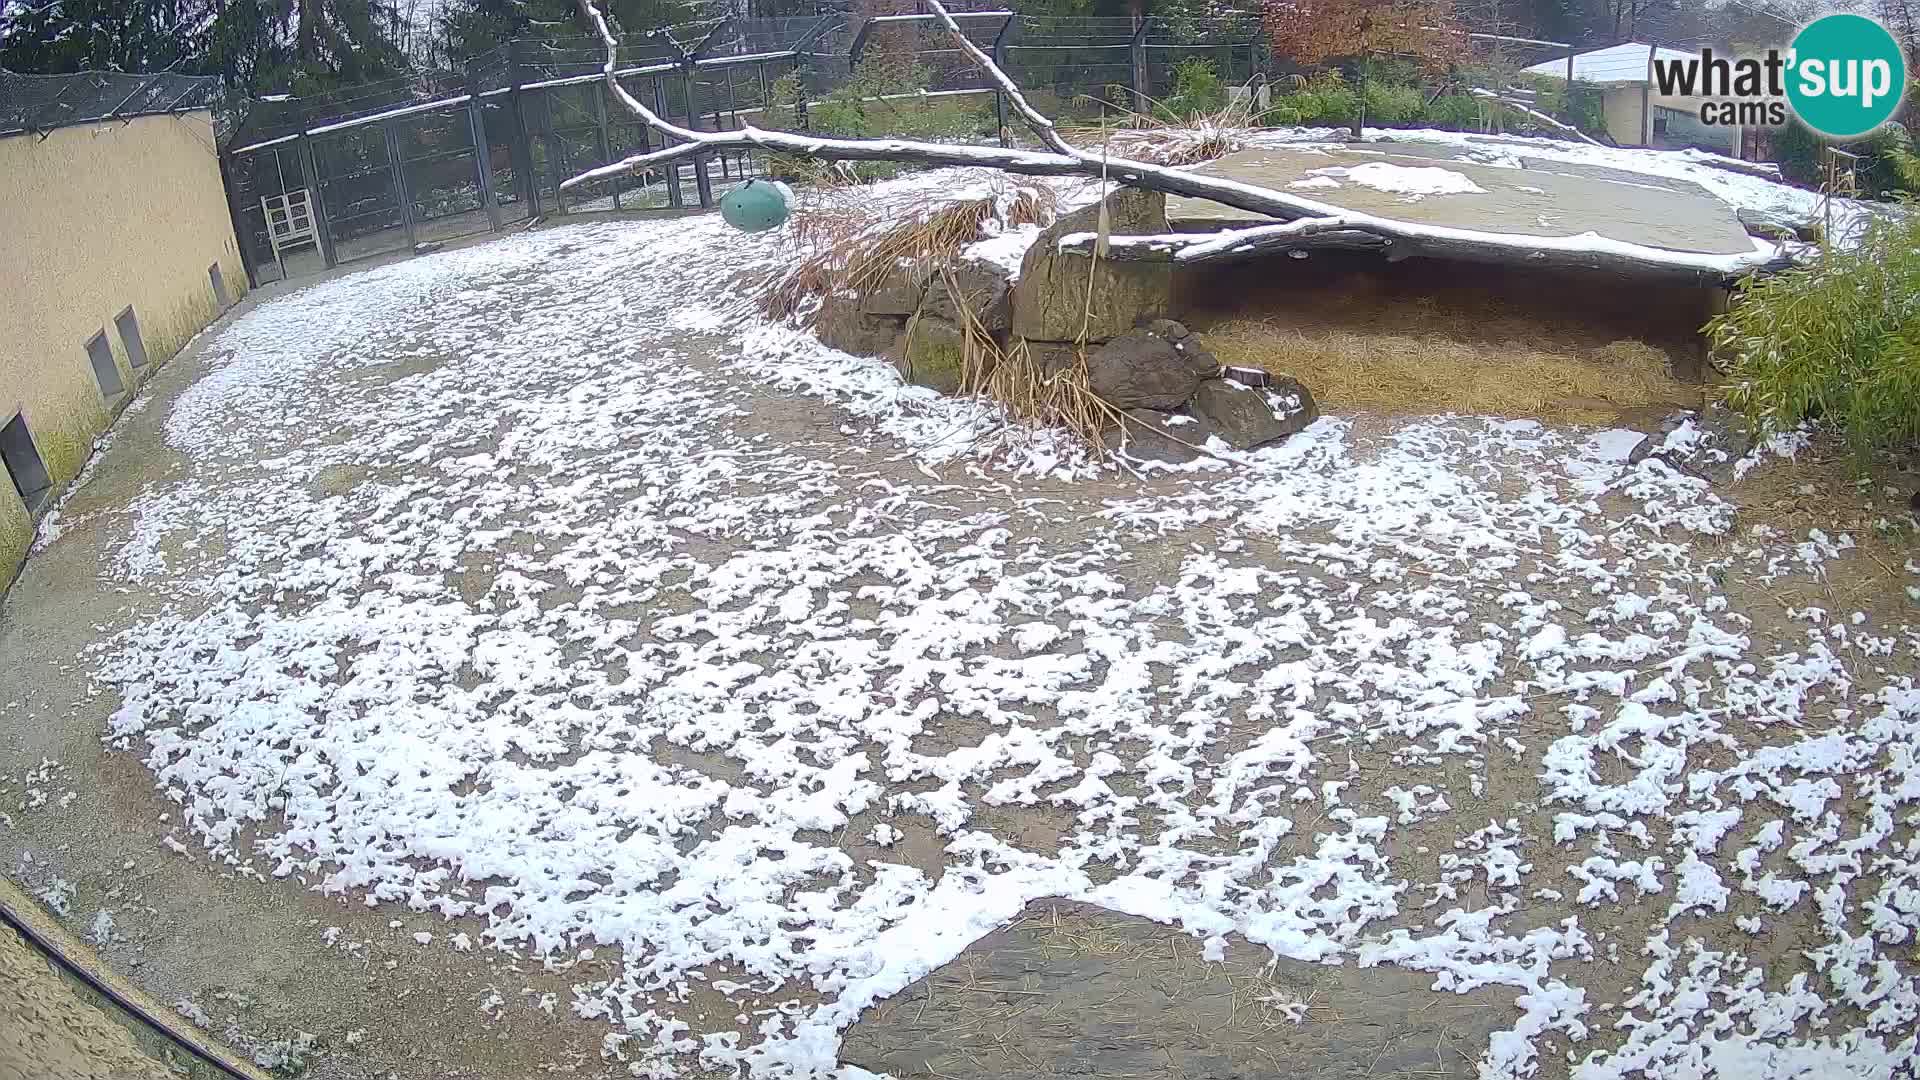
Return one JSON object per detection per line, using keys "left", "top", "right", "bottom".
{"left": 1786, "top": 14, "right": 1907, "bottom": 138}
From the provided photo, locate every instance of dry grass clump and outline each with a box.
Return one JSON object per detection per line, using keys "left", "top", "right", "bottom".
{"left": 759, "top": 186, "right": 1056, "bottom": 321}
{"left": 1085, "top": 124, "right": 1243, "bottom": 166}
{"left": 943, "top": 273, "right": 1116, "bottom": 450}
{"left": 1058, "top": 85, "right": 1278, "bottom": 166}
{"left": 1204, "top": 319, "right": 1698, "bottom": 422}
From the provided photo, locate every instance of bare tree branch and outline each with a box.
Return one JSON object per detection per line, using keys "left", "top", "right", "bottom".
{"left": 1467, "top": 89, "right": 1604, "bottom": 147}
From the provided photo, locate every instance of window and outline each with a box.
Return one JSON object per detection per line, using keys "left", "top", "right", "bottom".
{"left": 209, "top": 262, "right": 230, "bottom": 308}
{"left": 1, "top": 412, "right": 52, "bottom": 512}
{"left": 116, "top": 306, "right": 149, "bottom": 368}
{"left": 85, "top": 330, "right": 124, "bottom": 399}
{"left": 1653, "top": 116, "right": 1671, "bottom": 136}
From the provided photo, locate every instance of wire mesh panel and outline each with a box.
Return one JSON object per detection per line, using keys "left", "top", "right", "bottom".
{"left": 312, "top": 124, "right": 411, "bottom": 263}
{"left": 224, "top": 142, "right": 318, "bottom": 284}
{"left": 478, "top": 100, "right": 532, "bottom": 224}
{"left": 1006, "top": 16, "right": 1138, "bottom": 122}
{"left": 399, "top": 106, "right": 494, "bottom": 244}
{"left": 0, "top": 69, "right": 220, "bottom": 137}
{"left": 1144, "top": 15, "right": 1269, "bottom": 102}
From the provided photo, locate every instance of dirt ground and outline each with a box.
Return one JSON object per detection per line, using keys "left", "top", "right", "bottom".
{"left": 1, "top": 218, "right": 1915, "bottom": 1080}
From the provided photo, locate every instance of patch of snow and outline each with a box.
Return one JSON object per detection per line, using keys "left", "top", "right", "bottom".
{"left": 1302, "top": 161, "right": 1489, "bottom": 201}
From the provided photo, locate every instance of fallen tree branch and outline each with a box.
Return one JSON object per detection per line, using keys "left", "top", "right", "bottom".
{"left": 570, "top": 0, "right": 1790, "bottom": 283}
{"left": 1468, "top": 88, "right": 1603, "bottom": 147}
{"left": 1056, "top": 220, "right": 1796, "bottom": 280}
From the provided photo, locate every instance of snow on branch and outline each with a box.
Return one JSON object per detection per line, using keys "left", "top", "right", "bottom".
{"left": 1056, "top": 218, "right": 1793, "bottom": 279}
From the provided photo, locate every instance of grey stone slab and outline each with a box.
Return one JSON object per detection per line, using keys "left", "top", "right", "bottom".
{"left": 1168, "top": 143, "right": 1755, "bottom": 257}
{"left": 840, "top": 900, "right": 1520, "bottom": 1080}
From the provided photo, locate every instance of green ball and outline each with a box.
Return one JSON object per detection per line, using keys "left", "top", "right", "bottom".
{"left": 720, "top": 179, "right": 792, "bottom": 233}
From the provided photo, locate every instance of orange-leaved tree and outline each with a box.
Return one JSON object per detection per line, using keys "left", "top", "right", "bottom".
{"left": 1265, "top": 0, "right": 1468, "bottom": 69}
{"left": 1265, "top": 0, "right": 1469, "bottom": 132}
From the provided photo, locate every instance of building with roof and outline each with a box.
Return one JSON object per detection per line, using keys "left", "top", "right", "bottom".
{"left": 1524, "top": 43, "right": 1742, "bottom": 155}
{"left": 0, "top": 70, "right": 247, "bottom": 587}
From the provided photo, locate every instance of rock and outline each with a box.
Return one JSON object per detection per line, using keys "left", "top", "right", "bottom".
{"left": 1085, "top": 327, "right": 1218, "bottom": 411}
{"left": 816, "top": 295, "right": 906, "bottom": 357}
{"left": 1738, "top": 206, "right": 1815, "bottom": 242}
{"left": 1190, "top": 375, "right": 1317, "bottom": 450}
{"left": 921, "top": 258, "right": 1012, "bottom": 333}
{"left": 1267, "top": 374, "right": 1319, "bottom": 432}
{"left": 1111, "top": 408, "right": 1218, "bottom": 464}
{"left": 1012, "top": 188, "right": 1171, "bottom": 342}
{"left": 1019, "top": 339, "right": 1083, "bottom": 379}
{"left": 1141, "top": 317, "right": 1190, "bottom": 342}
{"left": 862, "top": 265, "right": 926, "bottom": 317}
{"left": 840, "top": 900, "right": 1518, "bottom": 1080}
{"left": 897, "top": 313, "right": 969, "bottom": 395}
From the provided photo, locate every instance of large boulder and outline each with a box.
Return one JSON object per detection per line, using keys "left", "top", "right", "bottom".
{"left": 1012, "top": 189, "right": 1171, "bottom": 342}
{"left": 1085, "top": 326, "right": 1219, "bottom": 411}
{"left": 816, "top": 294, "right": 906, "bottom": 356}
{"left": 897, "top": 312, "right": 969, "bottom": 395}
{"left": 921, "top": 258, "right": 1012, "bottom": 333}
{"left": 862, "top": 264, "right": 927, "bottom": 317}
{"left": 1019, "top": 339, "right": 1083, "bottom": 379}
{"left": 1190, "top": 375, "right": 1318, "bottom": 450}
{"left": 1111, "top": 407, "right": 1220, "bottom": 464}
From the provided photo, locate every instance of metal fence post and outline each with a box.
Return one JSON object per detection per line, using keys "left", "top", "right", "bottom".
{"left": 297, "top": 134, "right": 337, "bottom": 269}
{"left": 507, "top": 39, "right": 540, "bottom": 216}
{"left": 683, "top": 66, "right": 714, "bottom": 208}
{"left": 656, "top": 78, "right": 683, "bottom": 209}
{"left": 592, "top": 84, "right": 617, "bottom": 210}
{"left": 993, "top": 15, "right": 1014, "bottom": 148}
{"left": 383, "top": 120, "right": 418, "bottom": 248}
{"left": 467, "top": 83, "right": 502, "bottom": 231}
{"left": 1129, "top": 17, "right": 1151, "bottom": 109}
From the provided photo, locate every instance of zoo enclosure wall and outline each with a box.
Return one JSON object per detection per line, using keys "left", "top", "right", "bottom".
{"left": 218, "top": 10, "right": 1289, "bottom": 286}
{"left": 0, "top": 104, "right": 246, "bottom": 589}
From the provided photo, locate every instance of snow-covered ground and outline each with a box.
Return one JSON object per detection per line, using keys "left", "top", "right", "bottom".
{"left": 10, "top": 156, "right": 1920, "bottom": 1080}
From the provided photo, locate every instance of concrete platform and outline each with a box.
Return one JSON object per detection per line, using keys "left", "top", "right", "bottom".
{"left": 841, "top": 900, "right": 1519, "bottom": 1080}
{"left": 1168, "top": 142, "right": 1757, "bottom": 256}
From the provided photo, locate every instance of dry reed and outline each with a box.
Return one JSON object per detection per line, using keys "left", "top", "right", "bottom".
{"left": 758, "top": 186, "right": 1056, "bottom": 322}
{"left": 1203, "top": 319, "right": 1697, "bottom": 422}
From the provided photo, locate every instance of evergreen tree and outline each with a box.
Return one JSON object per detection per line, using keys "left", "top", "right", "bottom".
{"left": 0, "top": 0, "right": 214, "bottom": 73}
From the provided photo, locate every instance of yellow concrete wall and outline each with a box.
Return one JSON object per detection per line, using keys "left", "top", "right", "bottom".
{"left": 1603, "top": 85, "right": 1648, "bottom": 146}
{"left": 0, "top": 109, "right": 245, "bottom": 586}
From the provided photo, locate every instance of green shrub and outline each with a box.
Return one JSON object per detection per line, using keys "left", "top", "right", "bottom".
{"left": 1361, "top": 80, "right": 1424, "bottom": 126}
{"left": 1161, "top": 57, "right": 1228, "bottom": 120}
{"left": 1862, "top": 123, "right": 1920, "bottom": 197}
{"left": 1710, "top": 212, "right": 1920, "bottom": 456}
{"left": 1423, "top": 92, "right": 1482, "bottom": 130}
{"left": 1267, "top": 71, "right": 1359, "bottom": 127}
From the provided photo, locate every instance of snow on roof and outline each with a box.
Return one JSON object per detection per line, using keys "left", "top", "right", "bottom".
{"left": 1524, "top": 43, "right": 1699, "bottom": 85}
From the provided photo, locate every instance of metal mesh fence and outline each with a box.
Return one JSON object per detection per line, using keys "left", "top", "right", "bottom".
{"left": 0, "top": 69, "right": 221, "bottom": 138}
